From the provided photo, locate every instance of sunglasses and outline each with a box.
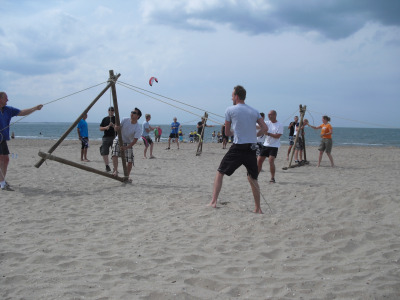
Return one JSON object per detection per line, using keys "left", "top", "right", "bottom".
{"left": 131, "top": 111, "right": 138, "bottom": 114}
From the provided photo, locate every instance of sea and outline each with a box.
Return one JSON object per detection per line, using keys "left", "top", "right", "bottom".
{"left": 6, "top": 122, "right": 400, "bottom": 147}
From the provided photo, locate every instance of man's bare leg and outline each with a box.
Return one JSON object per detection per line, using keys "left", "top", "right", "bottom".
{"left": 317, "top": 151, "right": 323, "bottom": 167}
{"left": 248, "top": 175, "right": 263, "bottom": 214}
{"left": 150, "top": 143, "right": 155, "bottom": 158}
{"left": 0, "top": 155, "right": 9, "bottom": 182}
{"left": 208, "top": 171, "right": 224, "bottom": 208}
{"left": 112, "top": 156, "right": 118, "bottom": 175}
{"left": 327, "top": 153, "right": 335, "bottom": 167}
{"left": 257, "top": 156, "right": 266, "bottom": 174}
{"left": 269, "top": 156, "right": 276, "bottom": 181}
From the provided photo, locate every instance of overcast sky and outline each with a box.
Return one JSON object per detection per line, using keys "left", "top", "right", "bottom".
{"left": 1, "top": 0, "right": 399, "bottom": 128}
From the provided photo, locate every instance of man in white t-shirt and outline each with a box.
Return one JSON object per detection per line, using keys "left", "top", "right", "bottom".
{"left": 141, "top": 114, "right": 157, "bottom": 159}
{"left": 257, "top": 110, "right": 283, "bottom": 183}
{"left": 111, "top": 107, "right": 142, "bottom": 182}
{"left": 208, "top": 85, "right": 268, "bottom": 214}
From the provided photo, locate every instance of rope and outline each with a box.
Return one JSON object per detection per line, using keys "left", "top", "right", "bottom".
{"left": 117, "top": 81, "right": 225, "bottom": 126}
{"left": 0, "top": 82, "right": 108, "bottom": 141}
{"left": 118, "top": 81, "right": 225, "bottom": 119}
{"left": 249, "top": 176, "right": 273, "bottom": 214}
{"left": 308, "top": 109, "right": 399, "bottom": 129}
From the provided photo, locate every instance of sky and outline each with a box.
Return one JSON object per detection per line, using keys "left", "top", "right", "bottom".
{"left": 1, "top": 0, "right": 400, "bottom": 128}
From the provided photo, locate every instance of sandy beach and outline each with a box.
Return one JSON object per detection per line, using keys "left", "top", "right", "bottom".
{"left": 1, "top": 139, "right": 399, "bottom": 299}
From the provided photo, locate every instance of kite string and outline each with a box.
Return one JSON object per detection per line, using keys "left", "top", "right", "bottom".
{"left": 307, "top": 109, "right": 398, "bottom": 129}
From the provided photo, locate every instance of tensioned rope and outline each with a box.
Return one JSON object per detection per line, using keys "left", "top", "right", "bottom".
{"left": 308, "top": 109, "right": 399, "bottom": 129}
{"left": 0, "top": 81, "right": 108, "bottom": 141}
{"left": 117, "top": 81, "right": 225, "bottom": 125}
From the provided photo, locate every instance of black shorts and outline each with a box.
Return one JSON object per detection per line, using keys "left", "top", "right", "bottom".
{"left": 100, "top": 136, "right": 114, "bottom": 156}
{"left": 259, "top": 146, "right": 278, "bottom": 158}
{"left": 81, "top": 137, "right": 89, "bottom": 149}
{"left": 217, "top": 143, "right": 259, "bottom": 180}
{"left": 141, "top": 135, "right": 153, "bottom": 147}
{"left": 169, "top": 133, "right": 179, "bottom": 139}
{"left": 0, "top": 140, "right": 10, "bottom": 155}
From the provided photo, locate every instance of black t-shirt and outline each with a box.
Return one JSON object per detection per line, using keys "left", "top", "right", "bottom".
{"left": 288, "top": 122, "right": 298, "bottom": 136}
{"left": 197, "top": 121, "right": 203, "bottom": 135}
{"left": 100, "top": 116, "right": 116, "bottom": 138}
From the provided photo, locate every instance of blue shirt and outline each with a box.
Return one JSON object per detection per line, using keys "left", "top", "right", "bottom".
{"left": 77, "top": 118, "right": 89, "bottom": 138}
{"left": 0, "top": 106, "right": 21, "bottom": 140}
{"left": 170, "top": 122, "right": 180, "bottom": 134}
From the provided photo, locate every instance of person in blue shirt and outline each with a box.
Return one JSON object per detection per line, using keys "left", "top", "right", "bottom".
{"left": 77, "top": 113, "right": 90, "bottom": 162}
{"left": 166, "top": 117, "right": 180, "bottom": 150}
{"left": 0, "top": 92, "right": 43, "bottom": 191}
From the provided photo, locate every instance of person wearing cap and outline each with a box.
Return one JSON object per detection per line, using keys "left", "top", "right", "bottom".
{"left": 111, "top": 107, "right": 142, "bottom": 182}
{"left": 99, "top": 107, "right": 116, "bottom": 172}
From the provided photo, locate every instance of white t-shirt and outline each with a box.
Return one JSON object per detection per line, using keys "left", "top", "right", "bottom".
{"left": 257, "top": 126, "right": 266, "bottom": 144}
{"left": 263, "top": 120, "right": 284, "bottom": 148}
{"left": 119, "top": 117, "right": 142, "bottom": 144}
{"left": 142, "top": 121, "right": 150, "bottom": 137}
{"left": 225, "top": 103, "right": 261, "bottom": 144}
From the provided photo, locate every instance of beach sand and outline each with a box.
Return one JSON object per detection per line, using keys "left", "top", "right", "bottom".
{"left": 1, "top": 139, "right": 399, "bottom": 299}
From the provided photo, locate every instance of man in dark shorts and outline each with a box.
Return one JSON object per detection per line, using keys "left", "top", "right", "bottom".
{"left": 287, "top": 115, "right": 298, "bottom": 160}
{"left": 77, "top": 113, "right": 90, "bottom": 162}
{"left": 99, "top": 107, "right": 116, "bottom": 172}
{"left": 141, "top": 114, "right": 157, "bottom": 159}
{"left": 0, "top": 91, "right": 43, "bottom": 191}
{"left": 166, "top": 117, "right": 180, "bottom": 150}
{"left": 257, "top": 110, "right": 283, "bottom": 183}
{"left": 208, "top": 85, "right": 268, "bottom": 214}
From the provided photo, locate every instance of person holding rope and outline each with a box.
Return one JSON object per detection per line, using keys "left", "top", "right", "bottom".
{"left": 287, "top": 115, "right": 298, "bottom": 160}
{"left": 197, "top": 117, "right": 214, "bottom": 142}
{"left": 308, "top": 115, "right": 335, "bottom": 167}
{"left": 99, "top": 106, "right": 116, "bottom": 172}
{"left": 208, "top": 85, "right": 268, "bottom": 214}
{"left": 0, "top": 92, "right": 43, "bottom": 191}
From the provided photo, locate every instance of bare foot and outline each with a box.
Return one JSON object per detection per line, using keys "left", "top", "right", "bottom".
{"left": 207, "top": 201, "right": 217, "bottom": 208}
{"left": 113, "top": 170, "right": 118, "bottom": 177}
{"left": 254, "top": 208, "right": 263, "bottom": 214}
{"left": 83, "top": 159, "right": 90, "bottom": 162}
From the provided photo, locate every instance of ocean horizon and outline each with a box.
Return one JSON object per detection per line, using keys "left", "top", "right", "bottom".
{"left": 7, "top": 122, "right": 400, "bottom": 147}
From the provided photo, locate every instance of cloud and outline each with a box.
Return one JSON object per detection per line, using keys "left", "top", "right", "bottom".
{"left": 0, "top": 9, "right": 90, "bottom": 75}
{"left": 143, "top": 0, "right": 400, "bottom": 39}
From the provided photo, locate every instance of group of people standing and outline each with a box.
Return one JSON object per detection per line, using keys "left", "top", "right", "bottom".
{"left": 208, "top": 85, "right": 335, "bottom": 213}
{"left": 1, "top": 88, "right": 335, "bottom": 206}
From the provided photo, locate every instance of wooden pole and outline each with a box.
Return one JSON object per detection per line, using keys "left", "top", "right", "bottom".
{"left": 35, "top": 72, "right": 120, "bottom": 168}
{"left": 196, "top": 112, "right": 208, "bottom": 156}
{"left": 38, "top": 152, "right": 126, "bottom": 182}
{"left": 283, "top": 105, "right": 306, "bottom": 170}
{"left": 109, "top": 70, "right": 128, "bottom": 179}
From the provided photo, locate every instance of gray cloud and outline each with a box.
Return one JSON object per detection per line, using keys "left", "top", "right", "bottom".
{"left": 145, "top": 0, "right": 400, "bottom": 39}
